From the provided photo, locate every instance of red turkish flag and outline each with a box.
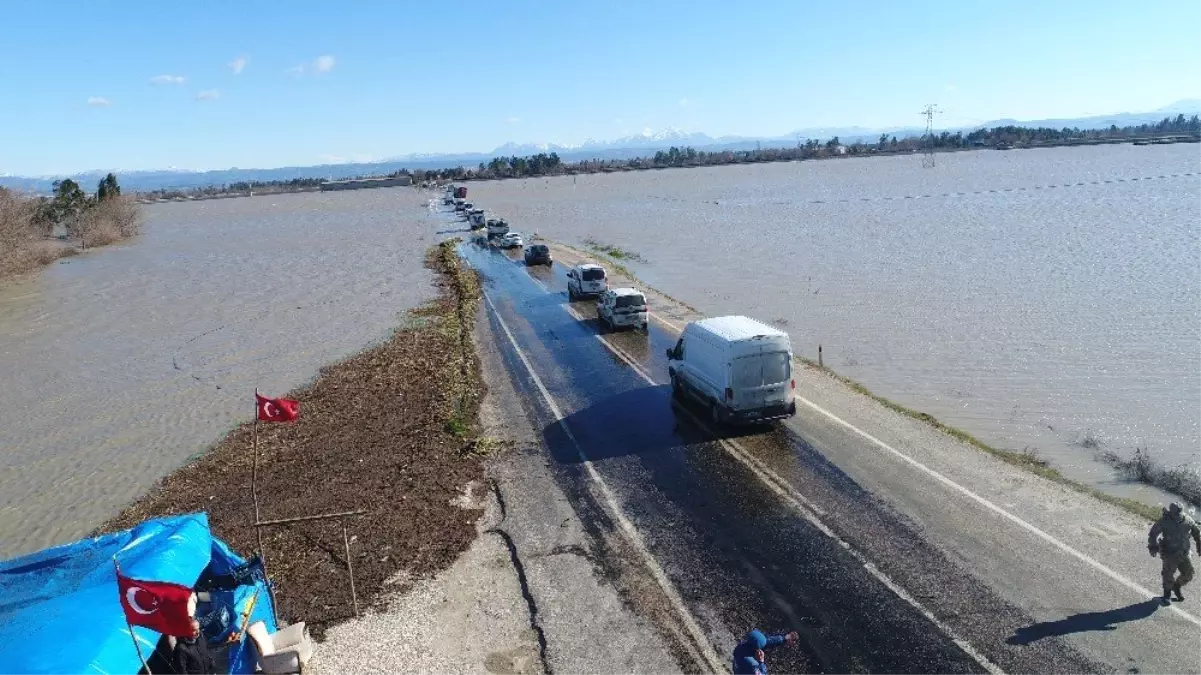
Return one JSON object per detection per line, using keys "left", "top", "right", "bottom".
{"left": 117, "top": 572, "right": 195, "bottom": 637}
{"left": 256, "top": 393, "right": 299, "bottom": 422}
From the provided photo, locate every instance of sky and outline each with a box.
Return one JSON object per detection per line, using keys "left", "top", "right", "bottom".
{"left": 1, "top": 0, "right": 1198, "bottom": 175}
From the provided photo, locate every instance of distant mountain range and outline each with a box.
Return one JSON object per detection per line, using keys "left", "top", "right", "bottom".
{"left": 3, "top": 100, "right": 1197, "bottom": 194}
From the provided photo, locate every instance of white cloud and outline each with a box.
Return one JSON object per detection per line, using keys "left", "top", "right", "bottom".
{"left": 228, "top": 56, "right": 248, "bottom": 75}
{"left": 678, "top": 97, "right": 690, "bottom": 106}
{"left": 87, "top": 97, "right": 111, "bottom": 107}
{"left": 195, "top": 90, "right": 220, "bottom": 101}
{"left": 945, "top": 84, "right": 958, "bottom": 92}
{"left": 313, "top": 55, "right": 336, "bottom": 74}
{"left": 288, "top": 55, "right": 335, "bottom": 77}
{"left": 150, "top": 75, "right": 186, "bottom": 85}
{"left": 505, "top": 116, "right": 521, "bottom": 124}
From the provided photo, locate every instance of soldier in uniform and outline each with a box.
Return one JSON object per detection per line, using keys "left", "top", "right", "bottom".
{"left": 1148, "top": 502, "right": 1201, "bottom": 605}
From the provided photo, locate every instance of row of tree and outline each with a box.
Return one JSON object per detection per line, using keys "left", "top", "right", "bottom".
{"left": 142, "top": 177, "right": 325, "bottom": 201}
{"left": 417, "top": 114, "right": 1201, "bottom": 178}
{"left": 140, "top": 115, "right": 1201, "bottom": 197}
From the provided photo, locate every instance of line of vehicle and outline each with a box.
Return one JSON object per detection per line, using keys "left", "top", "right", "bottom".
{"left": 481, "top": 289, "right": 727, "bottom": 674}
{"left": 587, "top": 322, "right": 1004, "bottom": 675}
{"left": 643, "top": 296, "right": 1201, "bottom": 627}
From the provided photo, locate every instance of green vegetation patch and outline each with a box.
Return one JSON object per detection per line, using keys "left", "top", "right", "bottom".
{"left": 583, "top": 238, "right": 647, "bottom": 263}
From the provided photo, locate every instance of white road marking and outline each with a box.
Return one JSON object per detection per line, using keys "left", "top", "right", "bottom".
{"left": 639, "top": 285, "right": 1201, "bottom": 628}
{"left": 482, "top": 290, "right": 726, "bottom": 674}
{"left": 796, "top": 398, "right": 1201, "bottom": 628}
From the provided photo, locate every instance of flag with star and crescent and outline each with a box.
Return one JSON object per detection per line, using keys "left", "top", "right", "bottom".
{"left": 116, "top": 572, "right": 195, "bottom": 637}
{"left": 256, "top": 392, "right": 300, "bottom": 423}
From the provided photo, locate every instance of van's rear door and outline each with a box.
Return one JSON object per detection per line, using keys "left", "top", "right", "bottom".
{"left": 731, "top": 348, "right": 791, "bottom": 413}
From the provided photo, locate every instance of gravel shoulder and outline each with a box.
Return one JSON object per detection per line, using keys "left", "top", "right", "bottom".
{"left": 309, "top": 284, "right": 683, "bottom": 673}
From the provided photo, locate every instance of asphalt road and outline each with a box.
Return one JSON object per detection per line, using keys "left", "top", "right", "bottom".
{"left": 457, "top": 236, "right": 1132, "bottom": 674}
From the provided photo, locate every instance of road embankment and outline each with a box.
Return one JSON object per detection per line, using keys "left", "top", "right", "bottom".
{"left": 102, "top": 240, "right": 490, "bottom": 637}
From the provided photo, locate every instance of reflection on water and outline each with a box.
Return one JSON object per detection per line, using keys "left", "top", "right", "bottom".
{"left": 461, "top": 144, "right": 1201, "bottom": 501}
{"left": 0, "top": 189, "right": 438, "bottom": 557}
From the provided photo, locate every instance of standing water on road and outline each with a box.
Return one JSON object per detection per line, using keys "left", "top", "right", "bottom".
{"left": 463, "top": 144, "right": 1201, "bottom": 500}
{"left": 0, "top": 188, "right": 438, "bottom": 557}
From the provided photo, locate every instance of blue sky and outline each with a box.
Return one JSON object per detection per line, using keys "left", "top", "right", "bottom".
{"left": 1, "top": 0, "right": 1198, "bottom": 175}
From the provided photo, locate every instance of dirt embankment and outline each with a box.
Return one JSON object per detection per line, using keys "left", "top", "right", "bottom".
{"left": 103, "top": 240, "right": 489, "bottom": 637}
{"left": 0, "top": 190, "right": 141, "bottom": 279}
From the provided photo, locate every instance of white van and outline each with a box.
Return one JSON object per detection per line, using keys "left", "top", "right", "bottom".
{"left": 665, "top": 316, "right": 796, "bottom": 425}
{"left": 596, "top": 287, "right": 648, "bottom": 331}
{"left": 567, "top": 264, "right": 608, "bottom": 299}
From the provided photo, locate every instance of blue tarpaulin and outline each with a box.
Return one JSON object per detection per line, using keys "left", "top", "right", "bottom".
{"left": 0, "top": 513, "right": 277, "bottom": 674}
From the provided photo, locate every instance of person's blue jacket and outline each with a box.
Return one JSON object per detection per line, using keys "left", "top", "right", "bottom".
{"left": 732, "top": 629, "right": 788, "bottom": 674}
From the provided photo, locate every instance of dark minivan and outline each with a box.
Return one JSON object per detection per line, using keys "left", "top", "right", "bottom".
{"left": 524, "top": 244, "right": 552, "bottom": 266}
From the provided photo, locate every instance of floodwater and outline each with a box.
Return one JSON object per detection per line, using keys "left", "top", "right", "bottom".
{"left": 1, "top": 144, "right": 1197, "bottom": 558}
{"left": 0, "top": 188, "right": 438, "bottom": 558}
{"left": 462, "top": 144, "right": 1201, "bottom": 498}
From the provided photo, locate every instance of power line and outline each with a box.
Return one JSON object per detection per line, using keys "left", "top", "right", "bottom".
{"left": 920, "top": 104, "right": 942, "bottom": 168}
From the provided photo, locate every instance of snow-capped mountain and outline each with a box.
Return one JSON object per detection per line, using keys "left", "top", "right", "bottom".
{"left": 490, "top": 141, "right": 579, "bottom": 156}
{"left": 590, "top": 128, "right": 716, "bottom": 150}
{"left": 488, "top": 128, "right": 717, "bottom": 156}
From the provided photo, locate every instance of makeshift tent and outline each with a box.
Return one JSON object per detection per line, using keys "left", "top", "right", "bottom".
{"left": 0, "top": 513, "right": 277, "bottom": 674}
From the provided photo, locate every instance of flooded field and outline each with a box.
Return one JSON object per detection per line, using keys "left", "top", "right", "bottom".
{"left": 462, "top": 144, "right": 1201, "bottom": 498}
{"left": 0, "top": 188, "right": 438, "bottom": 557}
{"left": 1, "top": 143, "right": 1196, "bottom": 557}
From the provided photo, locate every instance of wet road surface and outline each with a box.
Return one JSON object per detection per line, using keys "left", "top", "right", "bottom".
{"left": 459, "top": 236, "right": 1106, "bottom": 674}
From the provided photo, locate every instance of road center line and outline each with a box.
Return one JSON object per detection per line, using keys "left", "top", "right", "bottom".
{"left": 482, "top": 290, "right": 726, "bottom": 674}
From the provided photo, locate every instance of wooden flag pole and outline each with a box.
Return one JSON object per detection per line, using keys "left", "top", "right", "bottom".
{"left": 251, "top": 388, "right": 281, "bottom": 626}
{"left": 114, "top": 558, "right": 154, "bottom": 675}
{"left": 252, "top": 388, "right": 264, "bottom": 562}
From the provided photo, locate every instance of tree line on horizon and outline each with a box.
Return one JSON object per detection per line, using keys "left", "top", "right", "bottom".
{"left": 144, "top": 114, "right": 1201, "bottom": 195}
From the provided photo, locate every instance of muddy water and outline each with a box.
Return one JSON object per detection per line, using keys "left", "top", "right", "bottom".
{"left": 463, "top": 144, "right": 1201, "bottom": 496}
{"left": 0, "top": 189, "right": 440, "bottom": 558}
{"left": 3, "top": 145, "right": 1197, "bottom": 557}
